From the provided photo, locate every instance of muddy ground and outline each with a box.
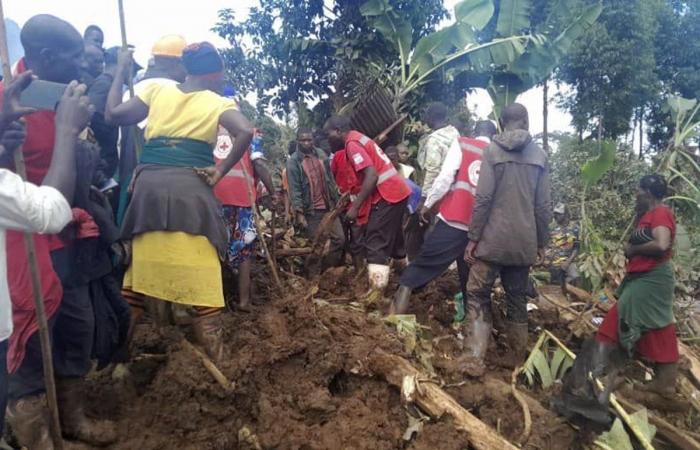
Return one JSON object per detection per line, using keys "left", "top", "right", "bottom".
{"left": 66, "top": 259, "right": 697, "bottom": 450}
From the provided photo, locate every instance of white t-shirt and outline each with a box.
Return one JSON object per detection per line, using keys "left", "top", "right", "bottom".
{"left": 0, "top": 169, "right": 72, "bottom": 341}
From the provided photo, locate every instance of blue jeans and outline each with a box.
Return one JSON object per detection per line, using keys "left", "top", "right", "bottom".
{"left": 0, "top": 339, "right": 8, "bottom": 438}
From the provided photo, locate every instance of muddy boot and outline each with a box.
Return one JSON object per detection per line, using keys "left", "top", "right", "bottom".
{"left": 552, "top": 339, "right": 622, "bottom": 425}
{"left": 499, "top": 321, "right": 528, "bottom": 369}
{"left": 352, "top": 254, "right": 366, "bottom": 275}
{"left": 192, "top": 313, "right": 225, "bottom": 363}
{"left": 639, "top": 363, "right": 679, "bottom": 397}
{"left": 388, "top": 285, "right": 412, "bottom": 315}
{"left": 56, "top": 377, "right": 117, "bottom": 446}
{"left": 456, "top": 304, "right": 493, "bottom": 377}
{"left": 363, "top": 263, "right": 390, "bottom": 306}
{"left": 6, "top": 394, "right": 56, "bottom": 450}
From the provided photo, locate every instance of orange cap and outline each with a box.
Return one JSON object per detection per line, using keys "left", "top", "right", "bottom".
{"left": 151, "top": 34, "right": 187, "bottom": 58}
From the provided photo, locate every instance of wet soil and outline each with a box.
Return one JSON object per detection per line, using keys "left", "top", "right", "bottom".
{"left": 72, "top": 263, "right": 695, "bottom": 450}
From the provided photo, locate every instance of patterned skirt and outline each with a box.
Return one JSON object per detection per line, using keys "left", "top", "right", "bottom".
{"left": 222, "top": 205, "right": 257, "bottom": 270}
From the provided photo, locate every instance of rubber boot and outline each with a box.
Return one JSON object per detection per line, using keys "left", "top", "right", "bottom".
{"left": 499, "top": 321, "right": 528, "bottom": 369}
{"left": 192, "top": 314, "right": 225, "bottom": 363}
{"left": 639, "top": 363, "right": 679, "bottom": 397}
{"left": 352, "top": 254, "right": 366, "bottom": 275}
{"left": 364, "top": 263, "right": 390, "bottom": 306}
{"left": 456, "top": 304, "right": 493, "bottom": 377}
{"left": 56, "top": 377, "right": 117, "bottom": 446}
{"left": 6, "top": 394, "right": 55, "bottom": 450}
{"left": 389, "top": 285, "right": 412, "bottom": 315}
{"left": 552, "top": 339, "right": 620, "bottom": 425}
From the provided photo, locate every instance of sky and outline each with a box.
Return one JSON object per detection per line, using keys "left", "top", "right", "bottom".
{"left": 4, "top": 0, "right": 574, "bottom": 135}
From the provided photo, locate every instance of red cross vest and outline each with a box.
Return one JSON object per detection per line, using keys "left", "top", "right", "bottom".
{"left": 438, "top": 137, "right": 488, "bottom": 226}
{"left": 330, "top": 149, "right": 371, "bottom": 225}
{"left": 345, "top": 130, "right": 410, "bottom": 204}
{"left": 213, "top": 131, "right": 256, "bottom": 207}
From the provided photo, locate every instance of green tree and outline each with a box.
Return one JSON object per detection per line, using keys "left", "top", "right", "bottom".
{"left": 557, "top": 0, "right": 662, "bottom": 139}
{"left": 213, "top": 0, "right": 447, "bottom": 121}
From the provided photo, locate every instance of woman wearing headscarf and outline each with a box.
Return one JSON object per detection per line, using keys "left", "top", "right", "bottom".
{"left": 555, "top": 174, "right": 678, "bottom": 423}
{"left": 105, "top": 42, "right": 253, "bottom": 361}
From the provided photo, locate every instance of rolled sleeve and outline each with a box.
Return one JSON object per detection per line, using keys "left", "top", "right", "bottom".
{"left": 0, "top": 170, "right": 72, "bottom": 234}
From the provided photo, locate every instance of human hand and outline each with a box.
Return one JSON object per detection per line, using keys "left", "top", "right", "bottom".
{"left": 464, "top": 240, "right": 478, "bottom": 265}
{"left": 296, "top": 212, "right": 308, "bottom": 230}
{"left": 194, "top": 166, "right": 223, "bottom": 186}
{"left": 55, "top": 81, "right": 93, "bottom": 135}
{"left": 419, "top": 206, "right": 432, "bottom": 225}
{"left": 536, "top": 248, "right": 546, "bottom": 265}
{"left": 345, "top": 204, "right": 359, "bottom": 222}
{"left": 0, "top": 120, "right": 26, "bottom": 162}
{"left": 117, "top": 48, "right": 134, "bottom": 72}
{"left": 0, "top": 71, "right": 37, "bottom": 128}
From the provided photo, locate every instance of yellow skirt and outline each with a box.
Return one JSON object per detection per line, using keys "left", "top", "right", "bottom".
{"left": 123, "top": 231, "right": 224, "bottom": 308}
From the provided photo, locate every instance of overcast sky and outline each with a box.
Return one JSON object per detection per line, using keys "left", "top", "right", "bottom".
{"left": 4, "top": 0, "right": 573, "bottom": 135}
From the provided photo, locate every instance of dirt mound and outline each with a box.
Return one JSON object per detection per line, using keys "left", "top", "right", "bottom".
{"left": 77, "top": 264, "right": 694, "bottom": 450}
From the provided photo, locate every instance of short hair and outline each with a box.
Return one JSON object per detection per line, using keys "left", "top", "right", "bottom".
{"left": 324, "top": 115, "right": 352, "bottom": 132}
{"left": 639, "top": 174, "right": 667, "bottom": 199}
{"left": 297, "top": 127, "right": 313, "bottom": 138}
{"left": 84, "top": 25, "right": 103, "bottom": 37}
{"left": 473, "top": 120, "right": 497, "bottom": 138}
{"left": 384, "top": 145, "right": 399, "bottom": 157}
{"left": 21, "top": 14, "right": 82, "bottom": 58}
{"left": 501, "top": 103, "right": 529, "bottom": 127}
{"left": 423, "top": 102, "right": 448, "bottom": 122}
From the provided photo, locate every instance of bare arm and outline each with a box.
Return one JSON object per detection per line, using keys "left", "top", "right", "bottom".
{"left": 627, "top": 226, "right": 672, "bottom": 257}
{"left": 253, "top": 159, "right": 274, "bottom": 197}
{"left": 105, "top": 50, "right": 148, "bottom": 126}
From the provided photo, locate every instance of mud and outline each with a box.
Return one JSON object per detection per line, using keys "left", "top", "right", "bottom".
{"left": 70, "top": 264, "right": 697, "bottom": 450}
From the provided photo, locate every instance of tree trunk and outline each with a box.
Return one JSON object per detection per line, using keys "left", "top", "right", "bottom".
{"left": 542, "top": 78, "right": 549, "bottom": 153}
{"left": 367, "top": 349, "right": 518, "bottom": 450}
{"left": 639, "top": 107, "right": 644, "bottom": 158}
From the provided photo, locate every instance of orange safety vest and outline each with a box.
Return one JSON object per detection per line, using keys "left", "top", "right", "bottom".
{"left": 345, "top": 130, "right": 410, "bottom": 204}
{"left": 438, "top": 137, "right": 488, "bottom": 226}
{"left": 213, "top": 132, "right": 256, "bottom": 207}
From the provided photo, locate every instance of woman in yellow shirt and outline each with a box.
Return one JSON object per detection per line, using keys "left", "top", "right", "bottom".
{"left": 106, "top": 42, "right": 253, "bottom": 361}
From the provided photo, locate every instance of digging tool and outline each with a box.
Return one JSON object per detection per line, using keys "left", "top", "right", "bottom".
{"left": 304, "top": 193, "right": 349, "bottom": 276}
{"left": 240, "top": 164, "right": 283, "bottom": 291}
{"left": 0, "top": 3, "right": 64, "bottom": 448}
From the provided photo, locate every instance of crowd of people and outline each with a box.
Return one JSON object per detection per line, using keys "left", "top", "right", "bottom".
{"left": 0, "top": 12, "right": 682, "bottom": 449}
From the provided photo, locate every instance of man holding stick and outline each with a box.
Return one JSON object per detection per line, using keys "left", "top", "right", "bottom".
{"left": 1, "top": 15, "right": 117, "bottom": 448}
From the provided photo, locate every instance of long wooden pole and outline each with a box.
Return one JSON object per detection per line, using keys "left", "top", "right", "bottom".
{"left": 117, "top": 0, "right": 135, "bottom": 98}
{"left": 0, "top": 5, "right": 64, "bottom": 449}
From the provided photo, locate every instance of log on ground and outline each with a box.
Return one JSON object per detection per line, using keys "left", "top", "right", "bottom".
{"left": 367, "top": 348, "right": 519, "bottom": 450}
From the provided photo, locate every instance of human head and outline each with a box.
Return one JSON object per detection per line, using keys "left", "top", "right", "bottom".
{"left": 181, "top": 42, "right": 225, "bottom": 93}
{"left": 636, "top": 174, "right": 667, "bottom": 213}
{"left": 553, "top": 203, "right": 568, "bottom": 225}
{"left": 323, "top": 115, "right": 352, "bottom": 152}
{"left": 422, "top": 102, "right": 449, "bottom": 130}
{"left": 150, "top": 34, "right": 187, "bottom": 82}
{"left": 83, "top": 25, "right": 104, "bottom": 48}
{"left": 473, "top": 120, "right": 497, "bottom": 139}
{"left": 21, "top": 14, "right": 84, "bottom": 83}
{"left": 297, "top": 128, "right": 314, "bottom": 153}
{"left": 500, "top": 103, "right": 529, "bottom": 131}
{"left": 397, "top": 143, "right": 410, "bottom": 164}
{"left": 384, "top": 145, "right": 400, "bottom": 165}
{"left": 81, "top": 44, "right": 104, "bottom": 78}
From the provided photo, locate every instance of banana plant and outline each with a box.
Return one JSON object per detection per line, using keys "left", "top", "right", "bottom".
{"left": 360, "top": 0, "right": 531, "bottom": 108}
{"left": 486, "top": 0, "right": 603, "bottom": 113}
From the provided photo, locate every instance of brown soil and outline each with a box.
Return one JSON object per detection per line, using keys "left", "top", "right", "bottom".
{"left": 72, "top": 263, "right": 695, "bottom": 450}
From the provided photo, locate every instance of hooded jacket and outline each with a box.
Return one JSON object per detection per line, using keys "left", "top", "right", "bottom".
{"left": 468, "top": 130, "right": 551, "bottom": 266}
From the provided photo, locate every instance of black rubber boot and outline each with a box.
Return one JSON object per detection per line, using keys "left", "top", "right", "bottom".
{"left": 389, "top": 285, "right": 412, "bottom": 315}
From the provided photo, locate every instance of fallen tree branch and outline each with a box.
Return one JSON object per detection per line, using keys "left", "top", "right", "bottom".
{"left": 510, "top": 370, "right": 532, "bottom": 445}
{"left": 181, "top": 339, "right": 235, "bottom": 393}
{"left": 367, "top": 348, "right": 518, "bottom": 450}
{"left": 275, "top": 247, "right": 312, "bottom": 257}
{"left": 680, "top": 342, "right": 700, "bottom": 388}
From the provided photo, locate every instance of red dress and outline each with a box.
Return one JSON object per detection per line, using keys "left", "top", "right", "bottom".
{"left": 596, "top": 206, "right": 678, "bottom": 363}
